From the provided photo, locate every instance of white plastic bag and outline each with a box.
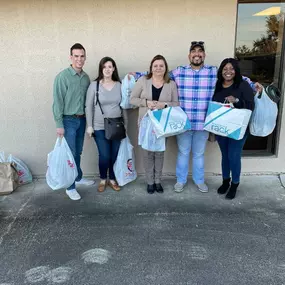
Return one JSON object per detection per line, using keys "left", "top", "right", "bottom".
{"left": 0, "top": 151, "right": 5, "bottom": 162}
{"left": 120, "top": 74, "right": 137, "bottom": 109}
{"left": 148, "top": 106, "right": 191, "bottom": 138}
{"left": 138, "top": 115, "right": 166, "bottom": 152}
{"left": 114, "top": 137, "right": 137, "bottom": 186}
{"left": 250, "top": 90, "right": 278, "bottom": 137}
{"left": 7, "top": 154, "right": 33, "bottom": 184}
{"left": 204, "top": 101, "right": 252, "bottom": 140}
{"left": 46, "top": 137, "right": 78, "bottom": 190}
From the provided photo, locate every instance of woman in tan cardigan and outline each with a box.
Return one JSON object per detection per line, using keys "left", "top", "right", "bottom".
{"left": 130, "top": 55, "right": 179, "bottom": 194}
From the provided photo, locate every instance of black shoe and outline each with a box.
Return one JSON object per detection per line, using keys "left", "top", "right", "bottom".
{"left": 147, "top": 184, "right": 155, "bottom": 194}
{"left": 217, "top": 178, "right": 231, "bottom": 195}
{"left": 225, "top": 183, "right": 239, "bottom": 200}
{"left": 155, "top": 183, "right": 164, "bottom": 193}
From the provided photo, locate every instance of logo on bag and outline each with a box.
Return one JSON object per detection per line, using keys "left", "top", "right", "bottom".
{"left": 169, "top": 121, "right": 185, "bottom": 130}
{"left": 211, "top": 123, "right": 230, "bottom": 135}
{"left": 127, "top": 159, "right": 133, "bottom": 172}
{"left": 67, "top": 160, "right": 75, "bottom": 168}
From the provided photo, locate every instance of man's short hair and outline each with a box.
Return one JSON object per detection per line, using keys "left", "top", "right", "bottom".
{"left": 189, "top": 41, "right": 205, "bottom": 52}
{"left": 70, "top": 43, "right": 86, "bottom": 55}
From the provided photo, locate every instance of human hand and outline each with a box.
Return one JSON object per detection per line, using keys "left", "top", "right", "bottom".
{"left": 147, "top": 100, "right": 156, "bottom": 110}
{"left": 225, "top": 96, "right": 236, "bottom": 104}
{"left": 153, "top": 101, "right": 165, "bottom": 110}
{"left": 128, "top": 72, "right": 136, "bottom": 80}
{"left": 254, "top": 82, "right": 263, "bottom": 93}
{"left": 86, "top": 126, "right": 94, "bottom": 137}
{"left": 56, "top": 128, "right": 65, "bottom": 137}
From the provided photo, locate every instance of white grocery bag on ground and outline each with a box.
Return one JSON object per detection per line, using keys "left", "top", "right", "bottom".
{"left": 46, "top": 137, "right": 78, "bottom": 190}
{"left": 0, "top": 151, "right": 5, "bottom": 162}
{"left": 148, "top": 106, "right": 191, "bottom": 138}
{"left": 120, "top": 74, "right": 137, "bottom": 109}
{"left": 7, "top": 154, "right": 32, "bottom": 184}
{"left": 250, "top": 90, "right": 278, "bottom": 137}
{"left": 138, "top": 114, "right": 166, "bottom": 152}
{"left": 114, "top": 137, "right": 137, "bottom": 186}
{"left": 204, "top": 101, "right": 252, "bottom": 140}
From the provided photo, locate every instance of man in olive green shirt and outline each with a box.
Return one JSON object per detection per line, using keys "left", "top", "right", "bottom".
{"left": 53, "top": 43, "right": 93, "bottom": 201}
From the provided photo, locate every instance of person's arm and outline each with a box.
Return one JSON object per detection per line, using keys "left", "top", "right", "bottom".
{"left": 169, "top": 67, "right": 179, "bottom": 81}
{"left": 127, "top": 72, "right": 147, "bottom": 81}
{"left": 242, "top": 76, "right": 263, "bottom": 93}
{"left": 53, "top": 74, "right": 67, "bottom": 136}
{"left": 130, "top": 78, "right": 147, "bottom": 107}
{"left": 85, "top": 82, "right": 96, "bottom": 137}
{"left": 227, "top": 82, "right": 254, "bottom": 110}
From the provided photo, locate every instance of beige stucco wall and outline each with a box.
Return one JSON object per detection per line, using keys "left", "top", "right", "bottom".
{"left": 0, "top": 0, "right": 284, "bottom": 177}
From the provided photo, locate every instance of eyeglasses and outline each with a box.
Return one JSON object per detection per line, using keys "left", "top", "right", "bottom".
{"left": 191, "top": 41, "right": 204, "bottom": 46}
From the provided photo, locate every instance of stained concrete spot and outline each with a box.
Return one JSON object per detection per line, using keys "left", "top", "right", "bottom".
{"left": 81, "top": 248, "right": 111, "bottom": 265}
{"left": 188, "top": 245, "right": 209, "bottom": 260}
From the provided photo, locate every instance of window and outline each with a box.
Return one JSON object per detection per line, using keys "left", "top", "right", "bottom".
{"left": 235, "top": 0, "right": 285, "bottom": 155}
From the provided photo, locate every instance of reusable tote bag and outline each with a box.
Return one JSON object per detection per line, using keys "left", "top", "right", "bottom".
{"left": 147, "top": 106, "right": 191, "bottom": 138}
{"left": 204, "top": 101, "right": 252, "bottom": 140}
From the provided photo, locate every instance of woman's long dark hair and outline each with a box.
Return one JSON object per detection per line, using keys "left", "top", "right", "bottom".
{"left": 146, "top": 54, "right": 170, "bottom": 83}
{"left": 95, "top": 56, "right": 121, "bottom": 83}
{"left": 214, "top": 58, "right": 242, "bottom": 93}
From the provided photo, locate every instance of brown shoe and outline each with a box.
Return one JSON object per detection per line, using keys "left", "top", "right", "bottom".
{"left": 108, "top": 180, "right": 120, "bottom": 191}
{"left": 98, "top": 180, "right": 106, "bottom": 192}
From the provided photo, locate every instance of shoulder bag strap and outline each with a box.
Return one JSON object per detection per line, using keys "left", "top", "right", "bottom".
{"left": 95, "top": 81, "right": 104, "bottom": 115}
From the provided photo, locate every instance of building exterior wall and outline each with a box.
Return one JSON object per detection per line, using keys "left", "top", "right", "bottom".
{"left": 0, "top": 0, "right": 284, "bottom": 177}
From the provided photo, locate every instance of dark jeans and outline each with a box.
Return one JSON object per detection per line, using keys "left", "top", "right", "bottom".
{"left": 216, "top": 132, "right": 248, "bottom": 184}
{"left": 94, "top": 130, "right": 121, "bottom": 180}
{"left": 63, "top": 116, "right": 86, "bottom": 190}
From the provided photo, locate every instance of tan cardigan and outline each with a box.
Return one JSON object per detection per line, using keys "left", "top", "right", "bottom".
{"left": 130, "top": 76, "right": 179, "bottom": 121}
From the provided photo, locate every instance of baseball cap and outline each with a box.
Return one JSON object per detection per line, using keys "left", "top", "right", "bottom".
{"left": 189, "top": 41, "right": 205, "bottom": 51}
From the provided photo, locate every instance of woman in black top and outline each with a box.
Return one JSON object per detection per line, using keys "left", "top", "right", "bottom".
{"left": 212, "top": 58, "right": 255, "bottom": 199}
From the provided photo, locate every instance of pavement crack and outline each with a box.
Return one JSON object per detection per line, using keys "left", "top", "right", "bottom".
{"left": 0, "top": 182, "right": 35, "bottom": 246}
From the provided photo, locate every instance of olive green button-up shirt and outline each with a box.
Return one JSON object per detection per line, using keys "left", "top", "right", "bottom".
{"left": 53, "top": 66, "right": 90, "bottom": 128}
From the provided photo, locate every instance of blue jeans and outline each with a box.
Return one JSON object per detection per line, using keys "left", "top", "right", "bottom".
{"left": 176, "top": 130, "right": 209, "bottom": 184}
{"left": 94, "top": 130, "right": 121, "bottom": 180}
{"left": 63, "top": 116, "right": 86, "bottom": 190}
{"left": 216, "top": 133, "right": 248, "bottom": 184}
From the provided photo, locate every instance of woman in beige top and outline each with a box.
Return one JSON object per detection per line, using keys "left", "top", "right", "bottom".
{"left": 85, "top": 57, "right": 123, "bottom": 192}
{"left": 130, "top": 55, "right": 179, "bottom": 194}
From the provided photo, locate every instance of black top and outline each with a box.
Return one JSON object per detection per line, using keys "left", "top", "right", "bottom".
{"left": 152, "top": 85, "right": 163, "bottom": 101}
{"left": 212, "top": 81, "right": 255, "bottom": 111}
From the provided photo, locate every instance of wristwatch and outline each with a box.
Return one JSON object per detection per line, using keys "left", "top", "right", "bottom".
{"left": 164, "top": 103, "right": 168, "bottom": 108}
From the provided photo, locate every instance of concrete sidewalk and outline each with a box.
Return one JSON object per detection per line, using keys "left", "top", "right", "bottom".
{"left": 0, "top": 175, "right": 285, "bottom": 285}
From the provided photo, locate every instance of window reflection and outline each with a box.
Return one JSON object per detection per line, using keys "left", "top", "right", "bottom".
{"left": 235, "top": 1, "right": 284, "bottom": 153}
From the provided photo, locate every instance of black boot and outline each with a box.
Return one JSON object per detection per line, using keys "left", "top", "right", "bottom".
{"left": 147, "top": 184, "right": 155, "bottom": 194}
{"left": 155, "top": 183, "right": 164, "bottom": 193}
{"left": 225, "top": 182, "right": 239, "bottom": 200}
{"left": 217, "top": 178, "right": 231, "bottom": 194}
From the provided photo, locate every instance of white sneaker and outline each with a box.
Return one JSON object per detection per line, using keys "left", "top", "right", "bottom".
{"left": 196, "top": 183, "right": 209, "bottom": 193}
{"left": 66, "top": 189, "right": 81, "bottom": 200}
{"left": 75, "top": 178, "right": 94, "bottom": 186}
{"left": 174, "top": 182, "right": 185, "bottom": 193}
